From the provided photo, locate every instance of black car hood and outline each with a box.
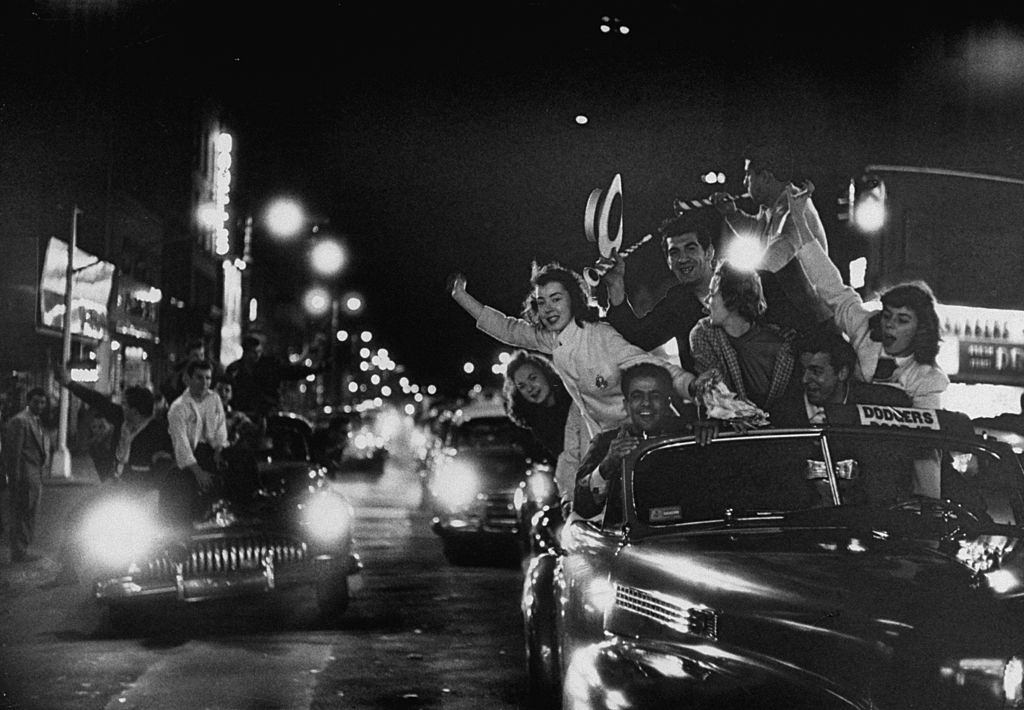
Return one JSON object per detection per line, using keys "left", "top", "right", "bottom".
{"left": 612, "top": 524, "right": 1024, "bottom": 669}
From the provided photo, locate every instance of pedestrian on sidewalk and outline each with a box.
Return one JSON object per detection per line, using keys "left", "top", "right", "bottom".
{"left": 2, "top": 388, "right": 51, "bottom": 563}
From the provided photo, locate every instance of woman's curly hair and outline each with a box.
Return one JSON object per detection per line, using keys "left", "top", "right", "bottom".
{"left": 520, "top": 261, "right": 599, "bottom": 327}
{"left": 868, "top": 281, "right": 941, "bottom": 365}
{"left": 713, "top": 261, "right": 767, "bottom": 323}
{"left": 502, "top": 350, "right": 567, "bottom": 429}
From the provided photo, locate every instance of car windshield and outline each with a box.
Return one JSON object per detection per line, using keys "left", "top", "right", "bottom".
{"left": 630, "top": 431, "right": 1024, "bottom": 530}
{"left": 452, "top": 417, "right": 522, "bottom": 450}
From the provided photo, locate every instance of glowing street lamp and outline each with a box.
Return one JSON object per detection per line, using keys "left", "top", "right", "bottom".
{"left": 264, "top": 198, "right": 306, "bottom": 240}
{"left": 303, "top": 286, "right": 332, "bottom": 317}
{"left": 309, "top": 238, "right": 346, "bottom": 277}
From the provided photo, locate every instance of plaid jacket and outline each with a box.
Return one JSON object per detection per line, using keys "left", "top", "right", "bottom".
{"left": 689, "top": 317, "right": 796, "bottom": 408}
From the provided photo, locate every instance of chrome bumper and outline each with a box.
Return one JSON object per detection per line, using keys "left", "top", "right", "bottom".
{"left": 94, "top": 552, "right": 362, "bottom": 603}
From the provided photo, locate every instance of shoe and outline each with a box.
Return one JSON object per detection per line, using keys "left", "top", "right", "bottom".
{"left": 11, "top": 552, "right": 41, "bottom": 563}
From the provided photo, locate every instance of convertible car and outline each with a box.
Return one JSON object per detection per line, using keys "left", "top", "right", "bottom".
{"left": 523, "top": 404, "right": 1024, "bottom": 709}
{"left": 427, "top": 400, "right": 557, "bottom": 565}
{"left": 76, "top": 412, "right": 362, "bottom": 628}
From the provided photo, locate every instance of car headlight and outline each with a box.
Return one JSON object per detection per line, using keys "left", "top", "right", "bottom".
{"left": 430, "top": 459, "right": 479, "bottom": 509}
{"left": 302, "top": 492, "right": 353, "bottom": 544}
{"left": 80, "top": 495, "right": 160, "bottom": 567}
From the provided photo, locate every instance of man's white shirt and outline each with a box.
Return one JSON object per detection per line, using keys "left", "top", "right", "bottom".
{"left": 167, "top": 389, "right": 228, "bottom": 469}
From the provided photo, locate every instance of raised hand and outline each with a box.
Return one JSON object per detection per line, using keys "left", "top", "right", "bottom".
{"left": 710, "top": 191, "right": 738, "bottom": 216}
{"left": 448, "top": 272, "right": 467, "bottom": 298}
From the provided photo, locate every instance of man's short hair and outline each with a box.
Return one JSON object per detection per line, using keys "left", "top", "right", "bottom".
{"left": 186, "top": 360, "right": 213, "bottom": 377}
{"left": 123, "top": 386, "right": 155, "bottom": 417}
{"left": 26, "top": 386, "right": 47, "bottom": 401}
{"left": 620, "top": 362, "right": 674, "bottom": 397}
{"left": 659, "top": 208, "right": 720, "bottom": 255}
{"left": 793, "top": 326, "right": 857, "bottom": 377}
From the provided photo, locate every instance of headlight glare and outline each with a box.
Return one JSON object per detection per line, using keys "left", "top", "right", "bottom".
{"left": 431, "top": 459, "right": 479, "bottom": 509}
{"left": 303, "top": 493, "right": 352, "bottom": 543}
{"left": 80, "top": 495, "right": 159, "bottom": 566}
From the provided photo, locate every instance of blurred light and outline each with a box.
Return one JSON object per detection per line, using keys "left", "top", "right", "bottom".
{"left": 427, "top": 384, "right": 437, "bottom": 395}
{"left": 336, "top": 329, "right": 349, "bottom": 342}
{"left": 405, "top": 403, "right": 415, "bottom": 415}
{"left": 492, "top": 363, "right": 506, "bottom": 375}
{"left": 359, "top": 361, "right": 369, "bottom": 371}
{"left": 575, "top": 115, "right": 589, "bottom": 125}
{"left": 381, "top": 385, "right": 392, "bottom": 396}
{"left": 463, "top": 362, "right": 475, "bottom": 374}
{"left": 849, "top": 257, "right": 867, "bottom": 289}
{"left": 303, "top": 286, "right": 331, "bottom": 317}
{"left": 310, "top": 239, "right": 346, "bottom": 277}
{"left": 348, "top": 382, "right": 359, "bottom": 393}
{"left": 197, "top": 202, "right": 221, "bottom": 230}
{"left": 370, "top": 374, "right": 381, "bottom": 385}
{"left": 599, "top": 24, "right": 611, "bottom": 32}
{"left": 723, "top": 234, "right": 765, "bottom": 272}
{"left": 360, "top": 347, "right": 371, "bottom": 359}
{"left": 345, "top": 295, "right": 363, "bottom": 312}
{"left": 619, "top": 25, "right": 629, "bottom": 34}
{"left": 360, "top": 331, "right": 372, "bottom": 343}
{"left": 265, "top": 199, "right": 305, "bottom": 239}
{"left": 498, "top": 351, "right": 512, "bottom": 364}
{"left": 414, "top": 392, "right": 424, "bottom": 402}
{"left": 853, "top": 198, "right": 886, "bottom": 233}
{"left": 249, "top": 298, "right": 258, "bottom": 322}
{"left": 110, "top": 340, "right": 121, "bottom": 352}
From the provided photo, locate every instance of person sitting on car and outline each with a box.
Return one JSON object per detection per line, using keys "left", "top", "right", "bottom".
{"left": 772, "top": 326, "right": 913, "bottom": 505}
{"left": 573, "top": 362, "right": 711, "bottom": 520}
{"left": 688, "top": 260, "right": 803, "bottom": 425}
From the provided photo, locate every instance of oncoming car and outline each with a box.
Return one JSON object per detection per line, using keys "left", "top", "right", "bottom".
{"left": 427, "top": 400, "right": 557, "bottom": 565}
{"left": 523, "top": 405, "right": 1024, "bottom": 709}
{"left": 75, "top": 412, "right": 362, "bottom": 629}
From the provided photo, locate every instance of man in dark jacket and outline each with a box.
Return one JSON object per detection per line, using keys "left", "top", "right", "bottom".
{"left": 601, "top": 209, "right": 718, "bottom": 374}
{"left": 573, "top": 363, "right": 696, "bottom": 519}
{"left": 771, "top": 326, "right": 912, "bottom": 428}
{"left": 56, "top": 370, "right": 173, "bottom": 488}
{"left": 225, "top": 334, "right": 323, "bottom": 419}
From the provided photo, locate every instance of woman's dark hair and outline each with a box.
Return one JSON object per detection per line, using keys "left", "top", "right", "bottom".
{"left": 868, "top": 281, "right": 941, "bottom": 365}
{"left": 502, "top": 351, "right": 567, "bottom": 429}
{"left": 713, "top": 261, "right": 766, "bottom": 323}
{"left": 520, "top": 262, "right": 598, "bottom": 327}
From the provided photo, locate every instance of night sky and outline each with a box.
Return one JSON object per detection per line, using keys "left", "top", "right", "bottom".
{"left": 4, "top": 2, "right": 1024, "bottom": 393}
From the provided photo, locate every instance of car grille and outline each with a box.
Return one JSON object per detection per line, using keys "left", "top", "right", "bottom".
{"left": 616, "top": 585, "right": 718, "bottom": 639}
{"left": 482, "top": 492, "right": 518, "bottom": 531}
{"left": 131, "top": 534, "right": 308, "bottom": 579}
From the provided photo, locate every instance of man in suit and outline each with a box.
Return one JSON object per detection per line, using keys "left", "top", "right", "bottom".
{"left": 3, "top": 388, "right": 50, "bottom": 562}
{"left": 773, "top": 326, "right": 912, "bottom": 428}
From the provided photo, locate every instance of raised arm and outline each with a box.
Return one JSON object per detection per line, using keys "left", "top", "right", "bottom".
{"left": 449, "top": 273, "right": 485, "bottom": 322}
{"left": 796, "top": 239, "right": 873, "bottom": 347}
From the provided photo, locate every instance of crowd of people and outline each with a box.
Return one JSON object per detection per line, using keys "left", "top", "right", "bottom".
{"left": 453, "top": 144, "right": 953, "bottom": 519}
{"left": 0, "top": 332, "right": 327, "bottom": 566}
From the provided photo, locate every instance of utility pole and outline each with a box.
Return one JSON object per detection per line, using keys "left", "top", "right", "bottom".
{"left": 51, "top": 206, "right": 83, "bottom": 479}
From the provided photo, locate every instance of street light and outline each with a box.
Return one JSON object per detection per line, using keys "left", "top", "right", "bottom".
{"left": 264, "top": 198, "right": 307, "bottom": 240}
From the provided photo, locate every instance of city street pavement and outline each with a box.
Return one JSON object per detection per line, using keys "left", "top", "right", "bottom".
{"left": 0, "top": 453, "right": 100, "bottom": 595}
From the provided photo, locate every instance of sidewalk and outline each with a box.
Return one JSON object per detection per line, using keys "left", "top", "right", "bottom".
{"left": 0, "top": 453, "right": 100, "bottom": 591}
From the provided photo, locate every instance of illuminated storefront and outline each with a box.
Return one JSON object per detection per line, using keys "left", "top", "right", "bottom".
{"left": 110, "top": 275, "right": 162, "bottom": 391}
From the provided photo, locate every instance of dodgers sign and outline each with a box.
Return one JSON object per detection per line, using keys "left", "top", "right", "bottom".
{"left": 856, "top": 404, "right": 940, "bottom": 430}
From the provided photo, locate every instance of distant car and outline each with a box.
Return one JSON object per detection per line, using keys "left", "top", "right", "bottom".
{"left": 427, "top": 400, "right": 557, "bottom": 565}
{"left": 523, "top": 404, "right": 1024, "bottom": 709}
{"left": 341, "top": 409, "right": 389, "bottom": 471}
{"left": 76, "top": 411, "right": 362, "bottom": 629}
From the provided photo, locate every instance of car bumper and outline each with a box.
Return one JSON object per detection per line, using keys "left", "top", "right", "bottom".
{"left": 94, "top": 552, "right": 362, "bottom": 604}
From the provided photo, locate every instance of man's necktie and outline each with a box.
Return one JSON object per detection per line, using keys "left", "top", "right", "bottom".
{"left": 872, "top": 357, "right": 897, "bottom": 382}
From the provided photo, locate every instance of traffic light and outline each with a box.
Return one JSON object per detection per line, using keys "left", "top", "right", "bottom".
{"left": 846, "top": 174, "right": 887, "bottom": 233}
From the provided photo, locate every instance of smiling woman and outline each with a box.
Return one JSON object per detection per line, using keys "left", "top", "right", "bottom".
{"left": 449, "top": 263, "right": 698, "bottom": 440}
